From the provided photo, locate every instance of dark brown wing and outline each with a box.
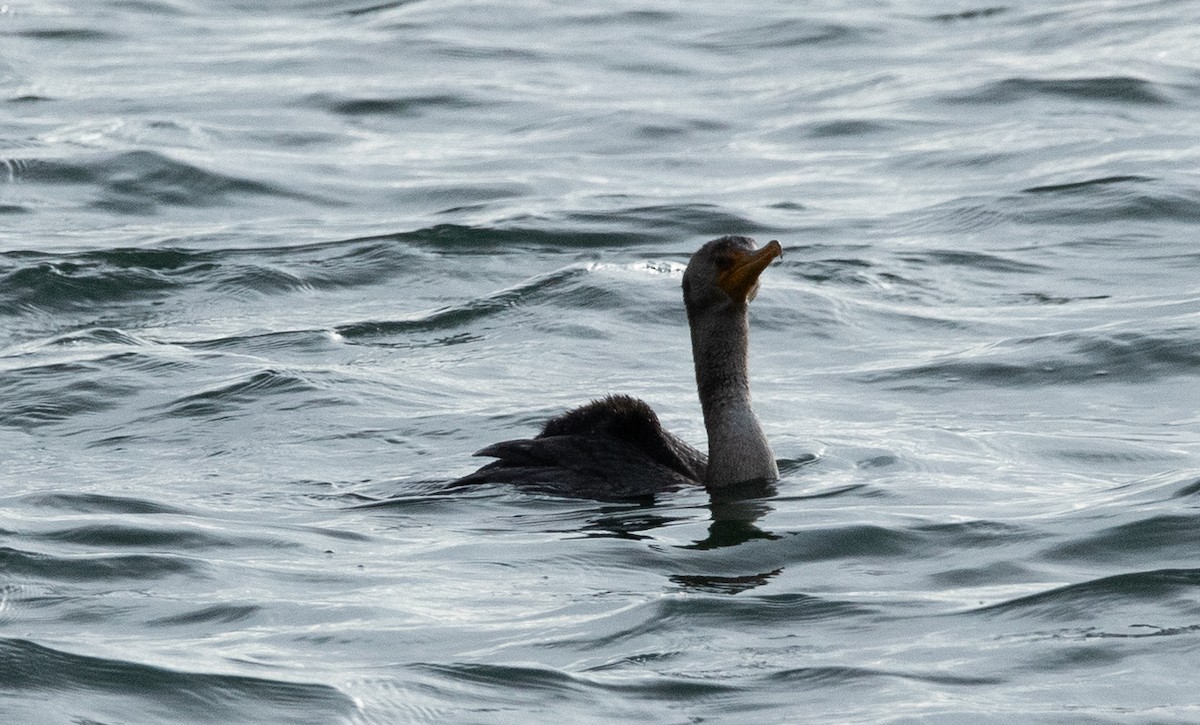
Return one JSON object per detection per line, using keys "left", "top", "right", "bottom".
{"left": 451, "top": 395, "right": 706, "bottom": 500}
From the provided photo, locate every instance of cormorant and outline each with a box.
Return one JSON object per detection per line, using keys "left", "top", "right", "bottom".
{"left": 453, "top": 235, "right": 782, "bottom": 500}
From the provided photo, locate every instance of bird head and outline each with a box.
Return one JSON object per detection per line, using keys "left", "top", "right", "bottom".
{"left": 682, "top": 235, "right": 783, "bottom": 311}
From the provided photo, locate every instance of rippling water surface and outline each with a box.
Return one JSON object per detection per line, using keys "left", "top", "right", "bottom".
{"left": 3, "top": 1, "right": 1200, "bottom": 722}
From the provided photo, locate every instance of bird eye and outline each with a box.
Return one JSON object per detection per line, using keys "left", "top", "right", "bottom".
{"left": 714, "top": 254, "right": 734, "bottom": 271}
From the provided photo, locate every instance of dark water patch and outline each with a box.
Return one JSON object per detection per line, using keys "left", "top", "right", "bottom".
{"left": 857, "top": 454, "right": 898, "bottom": 470}
{"left": 764, "top": 665, "right": 882, "bottom": 688}
{"left": 311, "top": 92, "right": 482, "bottom": 117}
{"left": 932, "top": 561, "right": 1036, "bottom": 587}
{"left": 0, "top": 349, "right": 192, "bottom": 406}
{"left": 669, "top": 569, "right": 782, "bottom": 594}
{"left": 925, "top": 6, "right": 1007, "bottom": 22}
{"left": 1011, "top": 292, "right": 1111, "bottom": 306}
{"left": 414, "top": 662, "right": 583, "bottom": 701}
{"left": 181, "top": 328, "right": 339, "bottom": 355}
{"left": 973, "top": 568, "right": 1200, "bottom": 621}
{"left": 639, "top": 593, "right": 874, "bottom": 632}
{"left": 766, "top": 665, "right": 1001, "bottom": 688}
{"left": 776, "top": 483, "right": 868, "bottom": 503}
{"left": 598, "top": 674, "right": 738, "bottom": 700}
{"left": 891, "top": 198, "right": 1010, "bottom": 235}
{"left": 44, "top": 327, "right": 148, "bottom": 347}
{"left": 1015, "top": 175, "right": 1200, "bottom": 224}
{"left": 584, "top": 651, "right": 685, "bottom": 673}
{"left": 1172, "top": 477, "right": 1200, "bottom": 498}
{"left": 636, "top": 122, "right": 714, "bottom": 140}
{"left": 1023, "top": 175, "right": 1154, "bottom": 195}
{"left": 776, "top": 453, "right": 820, "bottom": 475}
{"left": 0, "top": 246, "right": 253, "bottom": 317}
{"left": 864, "top": 329, "right": 1200, "bottom": 389}
{"left": 913, "top": 520, "right": 1035, "bottom": 548}
{"left": 1043, "top": 515, "right": 1200, "bottom": 563}
{"left": 16, "top": 28, "right": 120, "bottom": 42}
{"left": 348, "top": 223, "right": 649, "bottom": 252}
{"left": 560, "top": 594, "right": 873, "bottom": 651}
{"left": 804, "top": 119, "right": 893, "bottom": 139}
{"left": 0, "top": 638, "right": 354, "bottom": 723}
{"left": 417, "top": 662, "right": 738, "bottom": 701}
{"left": 148, "top": 604, "right": 262, "bottom": 627}
{"left": 0, "top": 546, "right": 201, "bottom": 581}
{"left": 0, "top": 256, "right": 181, "bottom": 312}
{"left": 1077, "top": 623, "right": 1200, "bottom": 639}
{"left": 0, "top": 240, "right": 426, "bottom": 315}
{"left": 0, "top": 362, "right": 140, "bottom": 430}
{"left": 571, "top": 9, "right": 679, "bottom": 27}
{"left": 22, "top": 150, "right": 320, "bottom": 215}
{"left": 776, "top": 524, "right": 926, "bottom": 562}
{"left": 1074, "top": 331, "right": 1200, "bottom": 379}
{"left": 795, "top": 256, "right": 880, "bottom": 285}
{"left": 164, "top": 369, "right": 322, "bottom": 418}
{"left": 578, "top": 507, "right": 691, "bottom": 541}
{"left": 7, "top": 95, "right": 52, "bottom": 103}
{"left": 279, "top": 239, "right": 432, "bottom": 290}
{"left": 864, "top": 359, "right": 1080, "bottom": 389}
{"left": 564, "top": 203, "right": 771, "bottom": 240}
{"left": 949, "top": 76, "right": 1169, "bottom": 105}
{"left": 694, "top": 19, "right": 867, "bottom": 51}
{"left": 337, "top": 266, "right": 583, "bottom": 340}
{"left": 22, "top": 492, "right": 186, "bottom": 515}
{"left": 1026, "top": 643, "right": 1126, "bottom": 672}
{"left": 209, "top": 262, "right": 313, "bottom": 294}
{"left": 110, "top": 0, "right": 192, "bottom": 14}
{"left": 428, "top": 38, "right": 544, "bottom": 62}
{"left": 343, "top": 0, "right": 420, "bottom": 17}
{"left": 900, "top": 249, "right": 1045, "bottom": 274}
{"left": 33, "top": 523, "right": 242, "bottom": 551}
{"left": 0, "top": 203, "right": 29, "bottom": 214}
{"left": 78, "top": 247, "right": 200, "bottom": 271}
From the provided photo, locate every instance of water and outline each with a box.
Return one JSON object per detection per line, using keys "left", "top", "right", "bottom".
{"left": 3, "top": 0, "right": 1200, "bottom": 722}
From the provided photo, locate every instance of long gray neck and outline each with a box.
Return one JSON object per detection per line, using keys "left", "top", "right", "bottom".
{"left": 688, "top": 302, "right": 778, "bottom": 489}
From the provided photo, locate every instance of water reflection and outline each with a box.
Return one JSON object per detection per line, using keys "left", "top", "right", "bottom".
{"left": 687, "top": 478, "right": 780, "bottom": 550}
{"left": 582, "top": 506, "right": 685, "bottom": 540}
{"left": 669, "top": 568, "right": 783, "bottom": 594}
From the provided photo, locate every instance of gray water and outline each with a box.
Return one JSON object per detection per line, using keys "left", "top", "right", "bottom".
{"left": 3, "top": 1, "right": 1200, "bottom": 722}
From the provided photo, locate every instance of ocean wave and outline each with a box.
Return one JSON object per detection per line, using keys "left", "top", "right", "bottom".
{"left": 21, "top": 492, "right": 187, "bottom": 515}
{"left": 0, "top": 359, "right": 141, "bottom": 430}
{"left": 0, "top": 638, "right": 354, "bottom": 724}
{"left": 0, "top": 237, "right": 409, "bottom": 316}
{"left": 146, "top": 603, "right": 263, "bottom": 627}
{"left": 947, "top": 76, "right": 1170, "bottom": 105}
{"left": 561, "top": 204, "right": 771, "bottom": 240}
{"left": 1015, "top": 174, "right": 1200, "bottom": 225}
{"left": 306, "top": 92, "right": 484, "bottom": 118}
{"left": 0, "top": 546, "right": 201, "bottom": 581}
{"left": 19, "top": 150, "right": 323, "bottom": 215}
{"left": 163, "top": 369, "right": 325, "bottom": 419}
{"left": 889, "top": 175, "right": 1200, "bottom": 233}
{"left": 690, "top": 18, "right": 872, "bottom": 51}
{"left": 415, "top": 661, "right": 738, "bottom": 701}
{"left": 336, "top": 265, "right": 585, "bottom": 341}
{"left": 765, "top": 664, "right": 1000, "bottom": 688}
{"left": 16, "top": 28, "right": 121, "bottom": 43}
{"left": 972, "top": 568, "right": 1200, "bottom": 621}
{"left": 1043, "top": 514, "right": 1200, "bottom": 565}
{"left": 31, "top": 522, "right": 264, "bottom": 551}
{"left": 861, "top": 327, "right": 1200, "bottom": 389}
{"left": 0, "top": 252, "right": 184, "bottom": 313}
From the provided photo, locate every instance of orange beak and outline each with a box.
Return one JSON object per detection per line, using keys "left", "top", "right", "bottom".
{"left": 717, "top": 240, "right": 783, "bottom": 303}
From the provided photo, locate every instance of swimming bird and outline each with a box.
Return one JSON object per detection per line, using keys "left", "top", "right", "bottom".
{"left": 453, "top": 236, "right": 782, "bottom": 500}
